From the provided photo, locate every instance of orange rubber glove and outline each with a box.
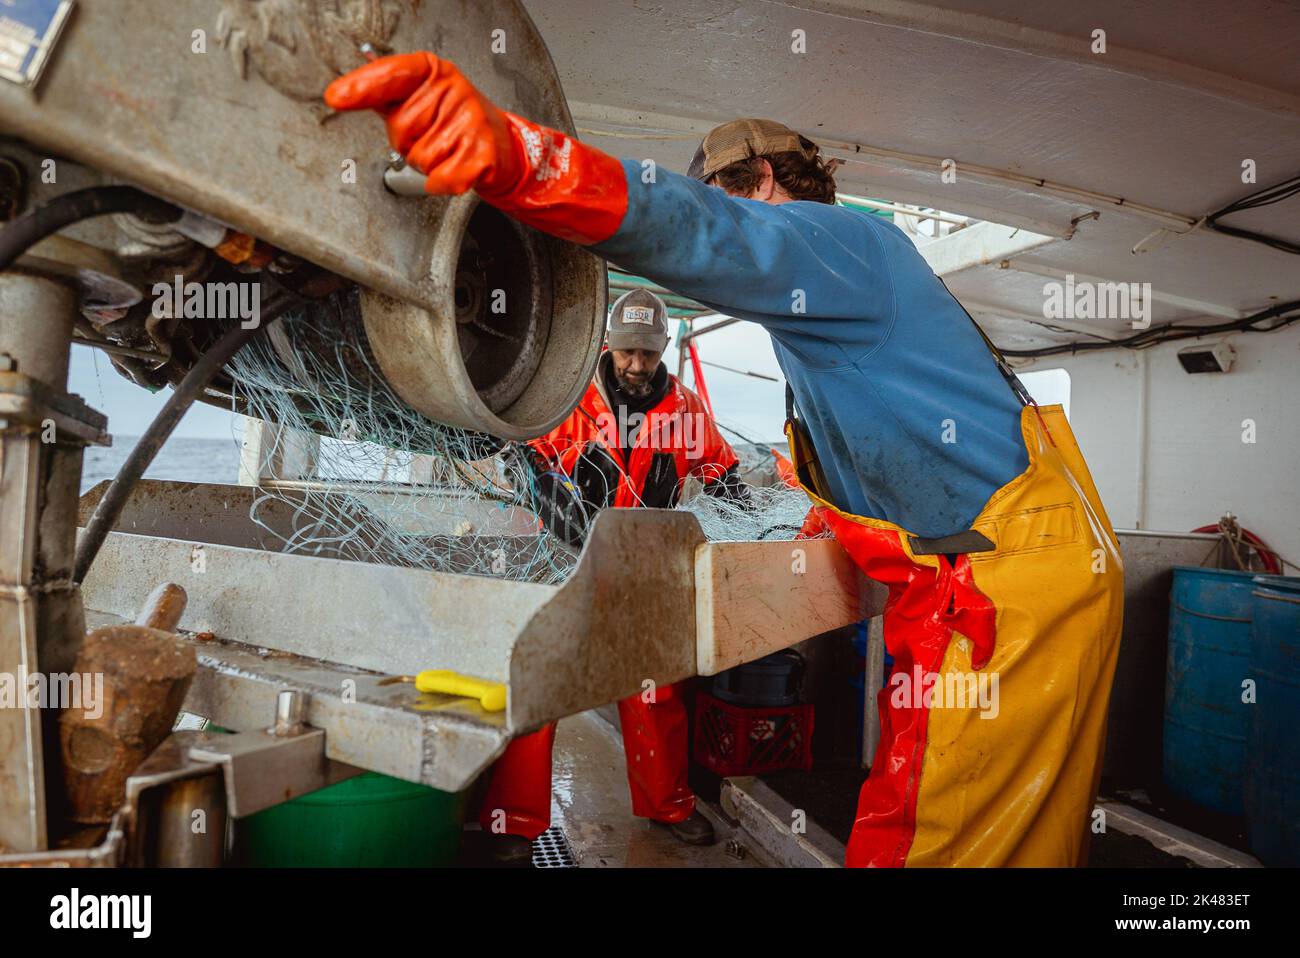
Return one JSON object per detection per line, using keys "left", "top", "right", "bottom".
{"left": 324, "top": 52, "right": 628, "bottom": 245}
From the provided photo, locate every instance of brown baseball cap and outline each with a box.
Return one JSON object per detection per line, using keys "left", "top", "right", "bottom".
{"left": 687, "top": 118, "right": 816, "bottom": 181}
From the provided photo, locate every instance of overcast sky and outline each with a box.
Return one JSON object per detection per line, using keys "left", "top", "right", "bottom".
{"left": 70, "top": 343, "right": 244, "bottom": 441}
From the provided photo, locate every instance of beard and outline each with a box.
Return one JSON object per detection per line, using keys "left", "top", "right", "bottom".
{"left": 614, "top": 373, "right": 654, "bottom": 398}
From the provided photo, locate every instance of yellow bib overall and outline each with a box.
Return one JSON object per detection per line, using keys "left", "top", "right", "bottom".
{"left": 787, "top": 403, "right": 1124, "bottom": 866}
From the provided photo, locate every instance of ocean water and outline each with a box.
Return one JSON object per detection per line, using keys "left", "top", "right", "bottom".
{"left": 81, "top": 436, "right": 243, "bottom": 494}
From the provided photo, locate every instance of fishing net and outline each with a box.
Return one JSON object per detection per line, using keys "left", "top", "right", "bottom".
{"left": 224, "top": 294, "right": 822, "bottom": 584}
{"left": 678, "top": 469, "right": 824, "bottom": 542}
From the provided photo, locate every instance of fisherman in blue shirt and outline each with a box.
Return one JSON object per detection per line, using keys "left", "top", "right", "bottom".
{"left": 327, "top": 54, "right": 1125, "bottom": 867}
{"left": 603, "top": 118, "right": 1029, "bottom": 539}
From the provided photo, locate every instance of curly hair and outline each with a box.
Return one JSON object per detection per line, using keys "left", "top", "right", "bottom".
{"left": 710, "top": 139, "right": 839, "bottom": 204}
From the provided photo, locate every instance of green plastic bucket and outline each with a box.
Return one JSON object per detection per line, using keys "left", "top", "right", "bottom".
{"left": 232, "top": 771, "right": 465, "bottom": 867}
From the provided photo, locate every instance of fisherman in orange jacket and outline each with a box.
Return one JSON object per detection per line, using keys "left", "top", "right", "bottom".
{"left": 479, "top": 288, "right": 748, "bottom": 864}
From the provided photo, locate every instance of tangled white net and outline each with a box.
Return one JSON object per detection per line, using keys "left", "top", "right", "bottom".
{"left": 224, "top": 303, "right": 821, "bottom": 584}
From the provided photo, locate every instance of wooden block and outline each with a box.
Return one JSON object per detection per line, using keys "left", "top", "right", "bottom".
{"left": 134, "top": 582, "right": 187, "bottom": 632}
{"left": 59, "top": 625, "right": 198, "bottom": 824}
{"left": 695, "top": 538, "right": 876, "bottom": 676}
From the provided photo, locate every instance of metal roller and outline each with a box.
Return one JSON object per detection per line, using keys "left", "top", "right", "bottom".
{"left": 0, "top": 0, "right": 605, "bottom": 439}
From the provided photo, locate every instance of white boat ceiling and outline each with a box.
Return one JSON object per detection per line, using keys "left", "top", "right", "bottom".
{"left": 525, "top": 0, "right": 1300, "bottom": 351}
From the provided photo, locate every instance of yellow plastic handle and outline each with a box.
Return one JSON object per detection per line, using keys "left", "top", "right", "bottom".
{"left": 414, "top": 670, "right": 507, "bottom": 712}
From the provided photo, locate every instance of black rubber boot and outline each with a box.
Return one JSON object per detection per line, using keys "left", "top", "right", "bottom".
{"left": 657, "top": 809, "right": 716, "bottom": 847}
{"left": 484, "top": 833, "right": 534, "bottom": 866}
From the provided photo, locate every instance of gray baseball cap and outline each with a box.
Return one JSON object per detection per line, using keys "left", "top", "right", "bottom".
{"left": 606, "top": 288, "right": 669, "bottom": 352}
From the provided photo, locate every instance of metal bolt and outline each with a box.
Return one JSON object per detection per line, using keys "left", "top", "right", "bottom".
{"left": 272, "top": 689, "right": 305, "bottom": 736}
{"left": 268, "top": 251, "right": 302, "bottom": 275}
{"left": 724, "top": 838, "right": 746, "bottom": 860}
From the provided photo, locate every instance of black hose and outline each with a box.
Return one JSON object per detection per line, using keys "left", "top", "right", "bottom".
{"left": 0, "top": 185, "right": 181, "bottom": 271}
{"left": 1000, "top": 298, "right": 1300, "bottom": 359}
{"left": 73, "top": 286, "right": 295, "bottom": 583}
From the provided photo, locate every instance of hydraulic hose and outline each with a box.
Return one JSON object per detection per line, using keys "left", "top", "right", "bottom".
{"left": 0, "top": 185, "right": 181, "bottom": 271}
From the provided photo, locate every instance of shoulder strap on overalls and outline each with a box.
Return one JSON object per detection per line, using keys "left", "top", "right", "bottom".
{"left": 936, "top": 277, "right": 1057, "bottom": 449}
{"left": 937, "top": 277, "right": 1036, "bottom": 409}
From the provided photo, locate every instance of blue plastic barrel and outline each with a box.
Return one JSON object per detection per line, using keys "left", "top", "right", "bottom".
{"left": 1245, "top": 574, "right": 1300, "bottom": 865}
{"left": 1163, "top": 567, "right": 1257, "bottom": 815}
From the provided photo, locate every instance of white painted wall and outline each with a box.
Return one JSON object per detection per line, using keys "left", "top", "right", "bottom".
{"left": 1019, "top": 367, "right": 1072, "bottom": 418}
{"left": 1022, "top": 324, "right": 1300, "bottom": 569}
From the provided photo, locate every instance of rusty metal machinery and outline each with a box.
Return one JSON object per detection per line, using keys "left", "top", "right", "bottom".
{"left": 0, "top": 1, "right": 872, "bottom": 868}
{"left": 0, "top": 0, "right": 607, "bottom": 862}
{"left": 0, "top": 0, "right": 607, "bottom": 440}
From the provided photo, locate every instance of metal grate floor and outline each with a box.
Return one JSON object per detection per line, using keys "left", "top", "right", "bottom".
{"left": 532, "top": 826, "right": 576, "bottom": 868}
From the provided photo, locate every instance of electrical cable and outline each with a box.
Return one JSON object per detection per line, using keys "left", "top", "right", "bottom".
{"left": 1203, "top": 173, "right": 1300, "bottom": 256}
{"left": 999, "top": 298, "right": 1300, "bottom": 359}
{"left": 0, "top": 186, "right": 181, "bottom": 271}
{"left": 698, "top": 358, "right": 780, "bottom": 381}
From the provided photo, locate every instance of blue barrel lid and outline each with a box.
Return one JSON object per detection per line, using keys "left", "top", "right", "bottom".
{"left": 1252, "top": 574, "right": 1300, "bottom": 597}
{"left": 1172, "top": 565, "right": 1261, "bottom": 581}
{"left": 1172, "top": 566, "right": 1260, "bottom": 619}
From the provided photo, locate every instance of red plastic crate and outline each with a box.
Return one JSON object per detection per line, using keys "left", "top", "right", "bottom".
{"left": 693, "top": 691, "right": 814, "bottom": 777}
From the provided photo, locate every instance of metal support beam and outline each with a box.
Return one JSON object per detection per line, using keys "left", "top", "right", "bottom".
{"left": 0, "top": 272, "right": 98, "bottom": 854}
{"left": 961, "top": 299, "right": 1128, "bottom": 342}
{"left": 719, "top": 777, "right": 843, "bottom": 868}
{"left": 1001, "top": 260, "right": 1250, "bottom": 320}
{"left": 0, "top": 427, "right": 48, "bottom": 853}
{"left": 680, "top": 317, "right": 740, "bottom": 344}
{"left": 916, "top": 220, "right": 1059, "bottom": 277}
{"left": 187, "top": 725, "right": 361, "bottom": 819}
{"left": 1095, "top": 800, "right": 1261, "bottom": 868}
{"left": 174, "top": 632, "right": 510, "bottom": 792}
{"left": 863, "top": 616, "right": 885, "bottom": 768}
{"left": 238, "top": 418, "right": 320, "bottom": 485}
{"left": 79, "top": 527, "right": 556, "bottom": 683}
{"left": 77, "top": 491, "right": 870, "bottom": 788}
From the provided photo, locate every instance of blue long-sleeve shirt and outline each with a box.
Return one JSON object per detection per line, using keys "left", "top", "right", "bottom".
{"left": 591, "top": 161, "right": 1028, "bottom": 538}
